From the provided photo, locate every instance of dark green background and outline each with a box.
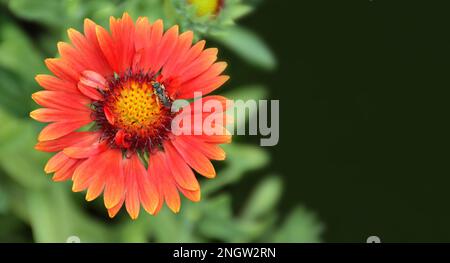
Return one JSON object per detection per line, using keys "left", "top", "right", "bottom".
{"left": 230, "top": 0, "right": 450, "bottom": 242}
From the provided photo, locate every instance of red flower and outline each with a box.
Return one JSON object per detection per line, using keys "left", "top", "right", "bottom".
{"left": 31, "top": 13, "right": 231, "bottom": 219}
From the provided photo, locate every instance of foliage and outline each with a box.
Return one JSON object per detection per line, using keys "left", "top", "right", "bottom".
{"left": 0, "top": 0, "right": 322, "bottom": 243}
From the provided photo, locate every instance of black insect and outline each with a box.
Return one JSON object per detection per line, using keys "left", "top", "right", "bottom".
{"left": 152, "top": 82, "right": 172, "bottom": 109}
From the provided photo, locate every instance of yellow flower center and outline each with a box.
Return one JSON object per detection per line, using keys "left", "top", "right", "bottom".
{"left": 110, "top": 80, "right": 162, "bottom": 133}
{"left": 188, "top": 0, "right": 221, "bottom": 17}
{"left": 95, "top": 75, "right": 174, "bottom": 151}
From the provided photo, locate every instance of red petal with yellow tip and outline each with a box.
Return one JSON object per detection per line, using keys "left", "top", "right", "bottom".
{"left": 171, "top": 135, "right": 216, "bottom": 178}
{"left": 163, "top": 141, "right": 200, "bottom": 191}
{"left": 149, "top": 151, "right": 181, "bottom": 213}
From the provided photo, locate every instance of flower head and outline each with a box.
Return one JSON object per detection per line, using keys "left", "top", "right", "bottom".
{"left": 188, "top": 0, "right": 224, "bottom": 17}
{"left": 31, "top": 13, "right": 231, "bottom": 219}
{"left": 170, "top": 0, "right": 252, "bottom": 37}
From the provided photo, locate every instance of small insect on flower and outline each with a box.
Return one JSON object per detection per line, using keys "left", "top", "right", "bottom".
{"left": 30, "top": 13, "right": 231, "bottom": 219}
{"left": 152, "top": 82, "right": 172, "bottom": 109}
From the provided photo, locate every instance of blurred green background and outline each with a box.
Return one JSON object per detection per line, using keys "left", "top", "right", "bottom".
{"left": 1, "top": 0, "right": 449, "bottom": 243}
{"left": 240, "top": 0, "right": 450, "bottom": 242}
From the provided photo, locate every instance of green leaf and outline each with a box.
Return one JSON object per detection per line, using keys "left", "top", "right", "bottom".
{"left": 0, "top": 22, "right": 45, "bottom": 88}
{"left": 212, "top": 26, "right": 276, "bottom": 70}
{"left": 241, "top": 175, "right": 282, "bottom": 220}
{"left": 0, "top": 69, "right": 30, "bottom": 116}
{"left": 124, "top": 0, "right": 165, "bottom": 21}
{"left": 118, "top": 215, "right": 153, "bottom": 242}
{"left": 201, "top": 194, "right": 232, "bottom": 219}
{"left": 27, "top": 186, "right": 73, "bottom": 242}
{"left": 83, "top": 0, "right": 124, "bottom": 27}
{"left": 198, "top": 195, "right": 276, "bottom": 242}
{"left": 0, "top": 181, "right": 8, "bottom": 214}
{"left": 224, "top": 143, "right": 269, "bottom": 171}
{"left": 197, "top": 195, "right": 240, "bottom": 241}
{"left": 271, "top": 206, "right": 324, "bottom": 243}
{"left": 8, "top": 0, "right": 68, "bottom": 26}
{"left": 149, "top": 207, "right": 183, "bottom": 242}
{"left": 227, "top": 3, "right": 253, "bottom": 20}
{"left": 0, "top": 109, "right": 48, "bottom": 189}
{"left": 5, "top": 184, "right": 30, "bottom": 224}
{"left": 27, "top": 184, "right": 112, "bottom": 242}
{"left": 233, "top": 216, "right": 277, "bottom": 242}
{"left": 198, "top": 215, "right": 245, "bottom": 241}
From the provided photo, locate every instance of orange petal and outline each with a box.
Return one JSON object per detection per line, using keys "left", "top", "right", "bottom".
{"left": 171, "top": 136, "right": 216, "bottom": 178}
{"left": 123, "top": 153, "right": 160, "bottom": 217}
{"left": 163, "top": 141, "right": 200, "bottom": 191}
{"left": 139, "top": 174, "right": 160, "bottom": 215}
{"left": 72, "top": 156, "right": 99, "bottom": 192}
{"left": 96, "top": 25, "right": 119, "bottom": 73}
{"left": 181, "top": 95, "right": 229, "bottom": 115}
{"left": 122, "top": 155, "right": 140, "bottom": 219}
{"left": 134, "top": 17, "right": 151, "bottom": 52}
{"left": 30, "top": 108, "right": 91, "bottom": 123}
{"left": 148, "top": 151, "right": 180, "bottom": 213}
{"left": 72, "top": 148, "right": 113, "bottom": 193}
{"left": 133, "top": 17, "right": 151, "bottom": 71}
{"left": 178, "top": 48, "right": 218, "bottom": 83}
{"left": 35, "top": 131, "right": 100, "bottom": 152}
{"left": 181, "top": 136, "right": 226, "bottom": 160}
{"left": 179, "top": 40, "right": 206, "bottom": 69}
{"left": 57, "top": 42, "right": 86, "bottom": 74}
{"left": 44, "top": 151, "right": 70, "bottom": 173}
{"left": 31, "top": 90, "right": 91, "bottom": 111}
{"left": 63, "top": 141, "right": 108, "bottom": 159}
{"left": 147, "top": 19, "right": 164, "bottom": 72}
{"left": 80, "top": 70, "right": 107, "bottom": 90}
{"left": 196, "top": 132, "right": 232, "bottom": 144}
{"left": 67, "top": 22, "right": 112, "bottom": 76}
{"left": 161, "top": 31, "right": 193, "bottom": 79}
{"left": 103, "top": 106, "right": 115, "bottom": 125}
{"left": 103, "top": 149, "right": 125, "bottom": 209}
{"left": 153, "top": 25, "right": 179, "bottom": 72}
{"left": 178, "top": 187, "right": 201, "bottom": 202}
{"left": 38, "top": 120, "right": 93, "bottom": 141}
{"left": 126, "top": 174, "right": 144, "bottom": 218}
{"left": 177, "top": 75, "right": 229, "bottom": 99}
{"left": 199, "top": 75, "right": 230, "bottom": 96}
{"left": 116, "top": 13, "right": 135, "bottom": 73}
{"left": 107, "top": 197, "right": 124, "bottom": 218}
{"left": 166, "top": 40, "right": 206, "bottom": 86}
{"left": 52, "top": 160, "right": 79, "bottom": 182}
{"left": 98, "top": 13, "right": 135, "bottom": 74}
{"left": 35, "top": 74, "right": 79, "bottom": 94}
{"left": 45, "top": 58, "right": 80, "bottom": 82}
{"left": 85, "top": 171, "right": 106, "bottom": 201}
{"left": 77, "top": 82, "right": 104, "bottom": 101}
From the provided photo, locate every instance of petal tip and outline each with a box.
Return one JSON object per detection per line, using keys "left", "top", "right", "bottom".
{"left": 128, "top": 211, "right": 139, "bottom": 220}
{"left": 108, "top": 210, "right": 118, "bottom": 218}
{"left": 85, "top": 194, "right": 96, "bottom": 202}
{"left": 34, "top": 74, "right": 44, "bottom": 84}
{"left": 29, "top": 110, "right": 37, "bottom": 120}
{"left": 170, "top": 206, "right": 180, "bottom": 213}
{"left": 83, "top": 18, "right": 94, "bottom": 26}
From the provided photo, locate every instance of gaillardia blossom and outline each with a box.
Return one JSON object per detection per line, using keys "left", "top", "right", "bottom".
{"left": 31, "top": 13, "right": 231, "bottom": 219}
